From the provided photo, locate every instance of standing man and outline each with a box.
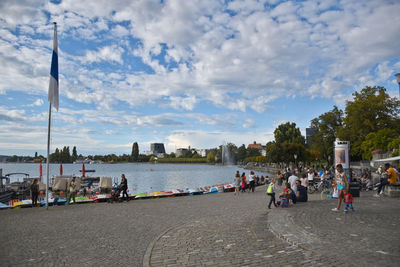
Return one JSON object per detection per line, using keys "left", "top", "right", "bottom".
{"left": 288, "top": 171, "right": 299, "bottom": 204}
{"left": 30, "top": 179, "right": 39, "bottom": 207}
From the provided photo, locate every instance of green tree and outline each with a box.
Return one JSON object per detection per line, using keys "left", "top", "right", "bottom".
{"left": 206, "top": 152, "right": 215, "bottom": 163}
{"left": 265, "top": 141, "right": 281, "bottom": 163}
{"left": 246, "top": 148, "right": 261, "bottom": 158}
{"left": 338, "top": 86, "right": 400, "bottom": 160}
{"left": 72, "top": 146, "right": 78, "bottom": 162}
{"left": 360, "top": 128, "right": 398, "bottom": 159}
{"left": 236, "top": 144, "right": 247, "bottom": 163}
{"left": 309, "top": 106, "right": 343, "bottom": 164}
{"left": 274, "top": 122, "right": 305, "bottom": 145}
{"left": 131, "top": 142, "right": 139, "bottom": 162}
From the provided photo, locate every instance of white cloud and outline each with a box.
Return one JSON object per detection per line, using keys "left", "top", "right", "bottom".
{"left": 29, "top": 98, "right": 44, "bottom": 107}
{"left": 82, "top": 45, "right": 124, "bottom": 64}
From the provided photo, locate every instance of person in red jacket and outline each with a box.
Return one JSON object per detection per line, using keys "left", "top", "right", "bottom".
{"left": 343, "top": 189, "right": 355, "bottom": 213}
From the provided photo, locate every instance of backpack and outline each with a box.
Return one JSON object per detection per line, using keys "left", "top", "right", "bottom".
{"left": 267, "top": 184, "right": 273, "bottom": 194}
{"left": 280, "top": 198, "right": 289, "bottom": 207}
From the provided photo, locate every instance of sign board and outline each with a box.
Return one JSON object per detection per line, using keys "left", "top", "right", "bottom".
{"left": 334, "top": 140, "right": 350, "bottom": 169}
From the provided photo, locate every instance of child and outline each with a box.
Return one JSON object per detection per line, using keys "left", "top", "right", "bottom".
{"left": 343, "top": 190, "right": 355, "bottom": 213}
{"left": 266, "top": 179, "right": 277, "bottom": 209}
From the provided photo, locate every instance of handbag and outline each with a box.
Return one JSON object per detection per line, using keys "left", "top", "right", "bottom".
{"left": 332, "top": 188, "right": 339, "bottom": 198}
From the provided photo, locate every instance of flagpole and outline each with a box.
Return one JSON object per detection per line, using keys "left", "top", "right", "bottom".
{"left": 46, "top": 21, "right": 59, "bottom": 209}
{"left": 46, "top": 102, "right": 52, "bottom": 210}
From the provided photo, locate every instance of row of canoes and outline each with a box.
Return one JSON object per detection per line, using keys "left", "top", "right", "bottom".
{"left": 0, "top": 182, "right": 239, "bottom": 209}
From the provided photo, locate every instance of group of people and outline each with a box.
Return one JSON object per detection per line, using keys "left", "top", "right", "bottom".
{"left": 265, "top": 164, "right": 356, "bottom": 212}
{"left": 234, "top": 171, "right": 268, "bottom": 195}
{"left": 266, "top": 171, "right": 308, "bottom": 209}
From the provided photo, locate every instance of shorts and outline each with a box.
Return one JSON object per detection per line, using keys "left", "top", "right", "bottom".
{"left": 337, "top": 184, "right": 346, "bottom": 190}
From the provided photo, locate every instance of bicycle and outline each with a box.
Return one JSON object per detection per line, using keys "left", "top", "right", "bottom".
{"left": 307, "top": 180, "right": 319, "bottom": 194}
{"left": 319, "top": 180, "right": 333, "bottom": 199}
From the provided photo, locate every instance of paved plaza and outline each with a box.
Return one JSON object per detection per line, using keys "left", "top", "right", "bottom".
{"left": 1, "top": 186, "right": 399, "bottom": 266}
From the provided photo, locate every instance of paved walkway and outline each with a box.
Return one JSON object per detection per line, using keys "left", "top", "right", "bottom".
{"left": 1, "top": 187, "right": 399, "bottom": 266}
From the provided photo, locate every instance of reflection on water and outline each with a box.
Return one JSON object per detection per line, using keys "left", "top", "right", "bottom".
{"left": 0, "top": 163, "right": 271, "bottom": 193}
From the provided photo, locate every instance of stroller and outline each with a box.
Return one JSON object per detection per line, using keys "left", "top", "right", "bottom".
{"left": 108, "top": 186, "right": 122, "bottom": 203}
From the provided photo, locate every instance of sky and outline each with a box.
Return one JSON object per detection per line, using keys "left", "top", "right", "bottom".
{"left": 0, "top": 0, "right": 399, "bottom": 156}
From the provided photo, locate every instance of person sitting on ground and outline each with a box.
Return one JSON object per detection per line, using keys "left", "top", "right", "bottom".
{"left": 279, "top": 182, "right": 292, "bottom": 200}
{"left": 296, "top": 180, "right": 308, "bottom": 202}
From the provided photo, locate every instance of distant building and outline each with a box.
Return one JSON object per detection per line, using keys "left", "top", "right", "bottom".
{"left": 175, "top": 148, "right": 189, "bottom": 157}
{"left": 150, "top": 143, "right": 166, "bottom": 155}
{"left": 247, "top": 141, "right": 266, "bottom": 156}
{"left": 194, "top": 149, "right": 209, "bottom": 157}
{"left": 306, "top": 128, "right": 317, "bottom": 144}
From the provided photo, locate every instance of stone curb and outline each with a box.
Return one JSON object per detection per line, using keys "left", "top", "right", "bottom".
{"left": 142, "top": 223, "right": 181, "bottom": 267}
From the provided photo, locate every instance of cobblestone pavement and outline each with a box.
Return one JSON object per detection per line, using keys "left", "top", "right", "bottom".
{"left": 266, "top": 190, "right": 400, "bottom": 267}
{"left": 1, "top": 186, "right": 399, "bottom": 267}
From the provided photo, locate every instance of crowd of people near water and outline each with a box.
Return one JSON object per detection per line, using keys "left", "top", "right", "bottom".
{"left": 234, "top": 162, "right": 399, "bottom": 212}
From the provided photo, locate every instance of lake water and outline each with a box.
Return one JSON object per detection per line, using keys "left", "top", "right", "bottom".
{"left": 0, "top": 163, "right": 271, "bottom": 193}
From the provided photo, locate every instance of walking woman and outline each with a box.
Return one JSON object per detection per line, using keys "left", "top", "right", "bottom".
{"left": 234, "top": 171, "right": 241, "bottom": 195}
{"left": 120, "top": 174, "right": 129, "bottom": 201}
{"left": 332, "top": 164, "right": 349, "bottom": 211}
{"left": 241, "top": 172, "right": 247, "bottom": 192}
{"left": 30, "top": 179, "right": 39, "bottom": 207}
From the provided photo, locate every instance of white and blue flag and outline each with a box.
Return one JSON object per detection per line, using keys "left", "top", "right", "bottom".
{"left": 48, "top": 22, "right": 59, "bottom": 111}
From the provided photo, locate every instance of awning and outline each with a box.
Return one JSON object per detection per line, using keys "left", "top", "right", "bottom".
{"left": 373, "top": 156, "right": 400, "bottom": 162}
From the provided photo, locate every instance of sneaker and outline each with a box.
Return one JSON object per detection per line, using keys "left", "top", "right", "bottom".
{"left": 344, "top": 209, "right": 348, "bottom": 213}
{"left": 332, "top": 208, "right": 339, "bottom": 211}
{"left": 373, "top": 194, "right": 380, "bottom": 198}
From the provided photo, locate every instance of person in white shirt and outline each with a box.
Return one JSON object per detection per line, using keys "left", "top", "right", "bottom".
{"left": 307, "top": 169, "right": 315, "bottom": 185}
{"left": 288, "top": 171, "right": 299, "bottom": 195}
{"left": 248, "top": 171, "right": 256, "bottom": 192}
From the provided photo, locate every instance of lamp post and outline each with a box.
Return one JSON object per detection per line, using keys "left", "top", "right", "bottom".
{"left": 395, "top": 73, "right": 400, "bottom": 98}
{"left": 294, "top": 154, "right": 297, "bottom": 168}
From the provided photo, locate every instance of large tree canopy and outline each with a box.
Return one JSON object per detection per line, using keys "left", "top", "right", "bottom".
{"left": 338, "top": 86, "right": 400, "bottom": 160}
{"left": 309, "top": 106, "right": 343, "bottom": 164}
{"left": 274, "top": 122, "right": 305, "bottom": 145}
